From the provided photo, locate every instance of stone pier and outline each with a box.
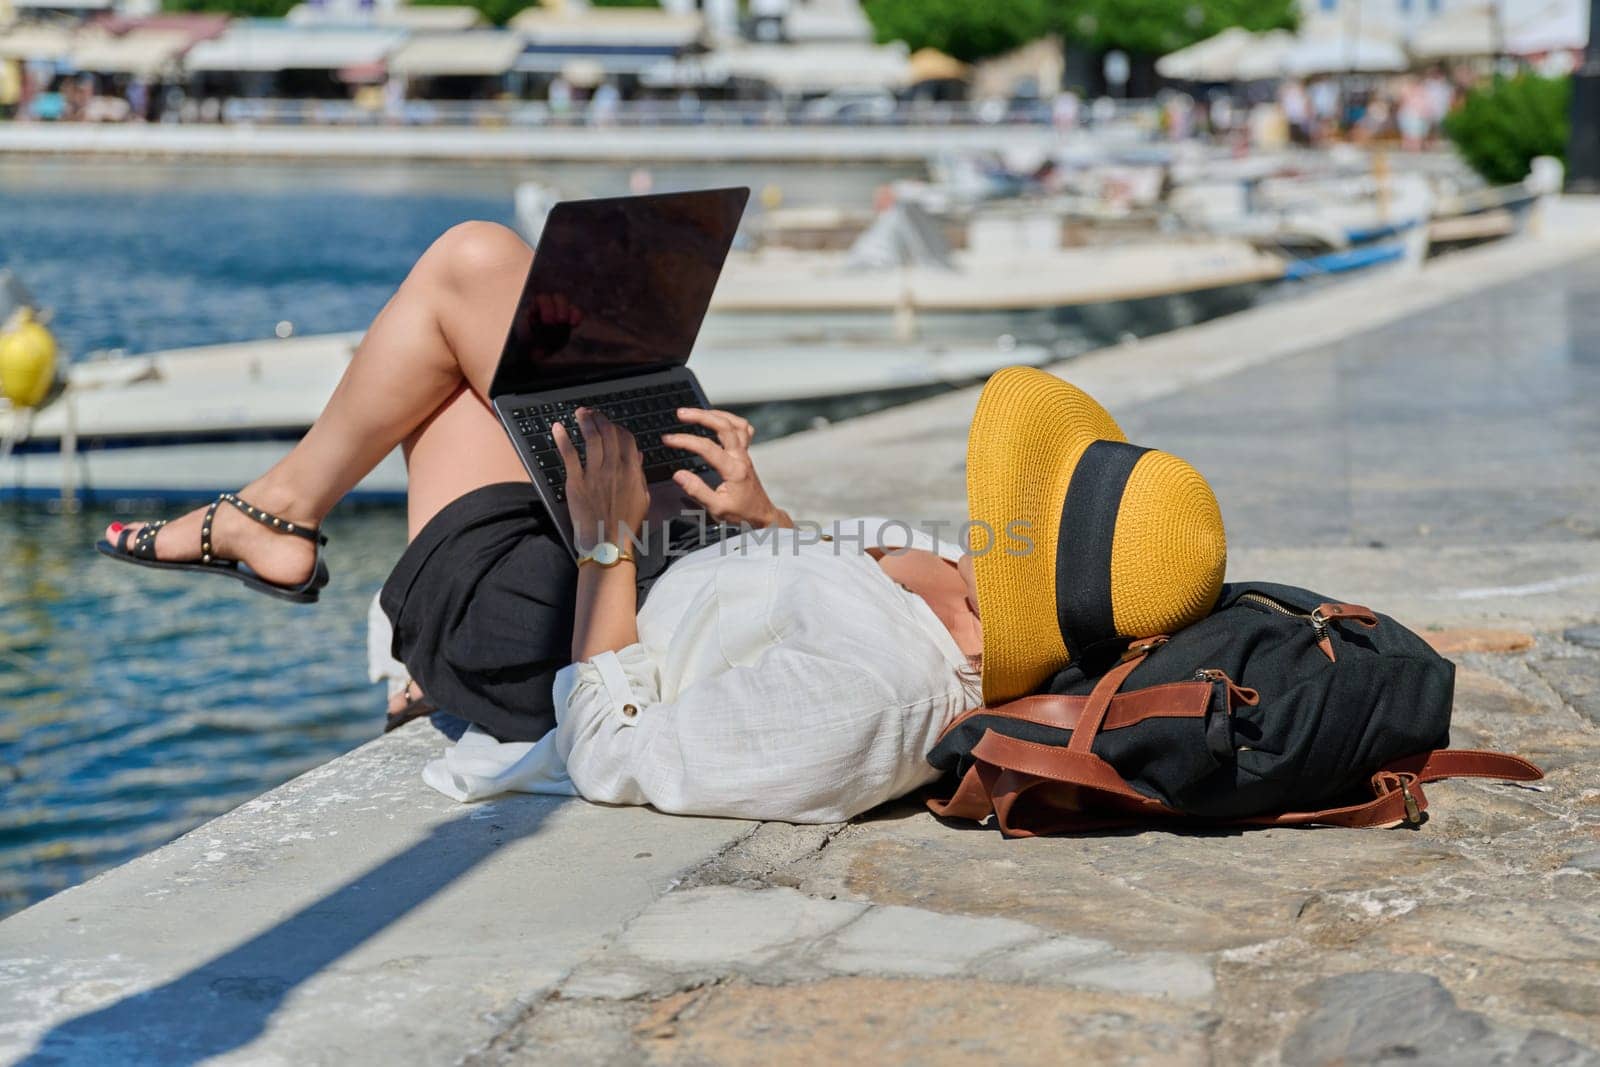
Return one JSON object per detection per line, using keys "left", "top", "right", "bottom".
{"left": 3, "top": 204, "right": 1600, "bottom": 1066}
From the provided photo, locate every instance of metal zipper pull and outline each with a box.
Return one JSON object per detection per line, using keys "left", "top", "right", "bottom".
{"left": 1194, "top": 668, "right": 1260, "bottom": 709}
{"left": 1310, "top": 603, "right": 1379, "bottom": 662}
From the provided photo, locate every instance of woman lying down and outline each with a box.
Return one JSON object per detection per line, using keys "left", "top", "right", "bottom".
{"left": 98, "top": 222, "right": 1226, "bottom": 823}
{"left": 403, "top": 412, "right": 987, "bottom": 821}
{"left": 94, "top": 222, "right": 982, "bottom": 824}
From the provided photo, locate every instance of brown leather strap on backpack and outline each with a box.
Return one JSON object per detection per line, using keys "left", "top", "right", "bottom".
{"left": 933, "top": 738, "right": 1542, "bottom": 836}
{"left": 925, "top": 631, "right": 1544, "bottom": 837}
{"left": 929, "top": 730, "right": 1545, "bottom": 837}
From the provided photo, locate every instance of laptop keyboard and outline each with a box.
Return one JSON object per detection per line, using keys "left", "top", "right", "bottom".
{"left": 509, "top": 381, "right": 717, "bottom": 502}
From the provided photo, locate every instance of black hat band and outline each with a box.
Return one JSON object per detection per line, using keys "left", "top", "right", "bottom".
{"left": 1054, "top": 439, "right": 1151, "bottom": 662}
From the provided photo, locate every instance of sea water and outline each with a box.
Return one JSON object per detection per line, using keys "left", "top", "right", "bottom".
{"left": 0, "top": 157, "right": 910, "bottom": 918}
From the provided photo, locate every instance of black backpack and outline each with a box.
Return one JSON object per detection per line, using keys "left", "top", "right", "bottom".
{"left": 927, "top": 581, "right": 1542, "bottom": 836}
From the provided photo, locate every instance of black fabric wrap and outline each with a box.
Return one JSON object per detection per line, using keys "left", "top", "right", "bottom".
{"left": 1054, "top": 441, "right": 1150, "bottom": 662}
{"left": 929, "top": 580, "right": 1456, "bottom": 819}
{"left": 380, "top": 482, "right": 724, "bottom": 742}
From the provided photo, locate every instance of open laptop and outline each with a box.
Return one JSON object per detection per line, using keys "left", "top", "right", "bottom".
{"left": 488, "top": 187, "right": 750, "bottom": 558}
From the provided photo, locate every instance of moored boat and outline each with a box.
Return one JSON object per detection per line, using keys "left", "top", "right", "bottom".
{"left": 0, "top": 330, "right": 1047, "bottom": 506}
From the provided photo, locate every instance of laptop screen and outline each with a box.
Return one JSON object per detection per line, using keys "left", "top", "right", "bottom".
{"left": 489, "top": 187, "right": 750, "bottom": 396}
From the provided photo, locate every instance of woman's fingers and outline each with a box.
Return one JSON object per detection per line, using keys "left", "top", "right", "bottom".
{"left": 661, "top": 431, "right": 740, "bottom": 480}
{"left": 676, "top": 407, "right": 752, "bottom": 451}
{"left": 575, "top": 407, "right": 605, "bottom": 468}
{"left": 671, "top": 469, "right": 720, "bottom": 511}
{"left": 552, "top": 420, "right": 583, "bottom": 483}
{"left": 705, "top": 409, "right": 754, "bottom": 446}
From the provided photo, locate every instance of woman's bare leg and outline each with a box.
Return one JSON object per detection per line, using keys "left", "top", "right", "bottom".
{"left": 400, "top": 383, "right": 528, "bottom": 539}
{"left": 108, "top": 222, "right": 534, "bottom": 586}
{"left": 385, "top": 383, "right": 528, "bottom": 715}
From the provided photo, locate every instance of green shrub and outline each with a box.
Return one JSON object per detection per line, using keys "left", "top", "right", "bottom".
{"left": 864, "top": 0, "right": 1296, "bottom": 64}
{"left": 1443, "top": 72, "right": 1570, "bottom": 185}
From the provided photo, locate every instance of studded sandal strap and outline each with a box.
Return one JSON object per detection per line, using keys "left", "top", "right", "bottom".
{"left": 218, "top": 492, "right": 322, "bottom": 544}
{"left": 127, "top": 519, "right": 167, "bottom": 561}
{"left": 199, "top": 498, "right": 224, "bottom": 564}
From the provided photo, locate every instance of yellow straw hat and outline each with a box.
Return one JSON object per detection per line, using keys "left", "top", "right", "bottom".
{"left": 966, "top": 367, "right": 1227, "bottom": 704}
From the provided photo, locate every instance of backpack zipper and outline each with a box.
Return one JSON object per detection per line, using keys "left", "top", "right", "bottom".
{"left": 1192, "top": 668, "right": 1260, "bottom": 709}
{"left": 1193, "top": 668, "right": 1258, "bottom": 757}
{"left": 1236, "top": 593, "right": 1379, "bottom": 662}
{"left": 1237, "top": 592, "right": 1337, "bottom": 661}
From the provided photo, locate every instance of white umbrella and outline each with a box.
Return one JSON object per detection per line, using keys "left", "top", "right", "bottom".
{"left": 1508, "top": 0, "right": 1590, "bottom": 53}
{"left": 1283, "top": 34, "right": 1408, "bottom": 73}
{"left": 1277, "top": 15, "right": 1408, "bottom": 74}
{"left": 1156, "top": 27, "right": 1258, "bottom": 81}
{"left": 1231, "top": 29, "right": 1300, "bottom": 80}
{"left": 1411, "top": 5, "right": 1502, "bottom": 58}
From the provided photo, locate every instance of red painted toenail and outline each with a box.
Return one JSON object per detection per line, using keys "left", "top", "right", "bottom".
{"left": 109, "top": 522, "right": 125, "bottom": 534}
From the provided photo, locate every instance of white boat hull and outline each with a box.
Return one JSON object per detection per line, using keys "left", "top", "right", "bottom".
{"left": 1, "top": 330, "right": 1044, "bottom": 505}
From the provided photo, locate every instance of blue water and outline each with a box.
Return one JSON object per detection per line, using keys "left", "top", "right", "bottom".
{"left": 0, "top": 157, "right": 910, "bottom": 918}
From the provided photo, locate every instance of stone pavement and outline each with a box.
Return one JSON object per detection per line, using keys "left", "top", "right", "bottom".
{"left": 3, "top": 215, "right": 1600, "bottom": 1065}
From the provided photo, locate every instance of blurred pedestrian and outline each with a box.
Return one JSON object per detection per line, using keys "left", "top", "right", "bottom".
{"left": 1396, "top": 77, "right": 1429, "bottom": 151}
{"left": 1051, "top": 89, "right": 1079, "bottom": 134}
{"left": 126, "top": 79, "right": 148, "bottom": 123}
{"left": 588, "top": 80, "right": 620, "bottom": 126}
{"left": 1279, "top": 79, "right": 1310, "bottom": 144}
{"left": 1309, "top": 79, "right": 1339, "bottom": 140}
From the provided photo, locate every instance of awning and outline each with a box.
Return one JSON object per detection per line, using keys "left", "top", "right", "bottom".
{"left": 184, "top": 23, "right": 406, "bottom": 73}
{"left": 286, "top": 3, "right": 484, "bottom": 30}
{"left": 1508, "top": 0, "right": 1590, "bottom": 53}
{"left": 375, "top": 5, "right": 483, "bottom": 31}
{"left": 1156, "top": 27, "right": 1258, "bottom": 81}
{"left": 1410, "top": 0, "right": 1584, "bottom": 57}
{"left": 1410, "top": 5, "right": 1506, "bottom": 58}
{"left": 908, "top": 47, "right": 969, "bottom": 83}
{"left": 1229, "top": 29, "right": 1297, "bottom": 79}
{"left": 388, "top": 31, "right": 522, "bottom": 77}
{"left": 0, "top": 23, "right": 74, "bottom": 61}
{"left": 712, "top": 42, "right": 911, "bottom": 93}
{"left": 508, "top": 6, "right": 702, "bottom": 49}
{"left": 1286, "top": 15, "right": 1407, "bottom": 73}
{"left": 512, "top": 45, "right": 681, "bottom": 76}
{"left": 71, "top": 29, "right": 192, "bottom": 75}
{"left": 12, "top": 0, "right": 112, "bottom": 10}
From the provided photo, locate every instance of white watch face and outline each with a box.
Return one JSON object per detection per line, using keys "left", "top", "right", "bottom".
{"left": 590, "top": 542, "right": 621, "bottom": 566}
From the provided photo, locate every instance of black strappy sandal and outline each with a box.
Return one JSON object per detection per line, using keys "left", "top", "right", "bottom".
{"left": 95, "top": 491, "right": 331, "bottom": 604}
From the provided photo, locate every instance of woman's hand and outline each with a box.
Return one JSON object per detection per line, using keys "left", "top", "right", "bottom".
{"left": 662, "top": 408, "right": 793, "bottom": 530}
{"left": 554, "top": 407, "right": 650, "bottom": 553}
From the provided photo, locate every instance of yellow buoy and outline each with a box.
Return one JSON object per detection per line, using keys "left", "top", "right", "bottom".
{"left": 0, "top": 308, "right": 58, "bottom": 409}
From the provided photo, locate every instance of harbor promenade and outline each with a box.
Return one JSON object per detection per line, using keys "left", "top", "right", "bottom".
{"left": 3, "top": 209, "right": 1600, "bottom": 1064}
{"left": 0, "top": 122, "right": 1063, "bottom": 162}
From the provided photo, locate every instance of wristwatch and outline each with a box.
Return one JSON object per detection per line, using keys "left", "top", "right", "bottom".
{"left": 577, "top": 541, "right": 636, "bottom": 569}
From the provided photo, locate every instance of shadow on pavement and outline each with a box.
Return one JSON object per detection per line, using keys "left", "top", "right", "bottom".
{"left": 18, "top": 797, "right": 563, "bottom": 1066}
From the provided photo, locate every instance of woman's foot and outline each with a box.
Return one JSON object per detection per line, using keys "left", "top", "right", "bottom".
{"left": 385, "top": 680, "right": 436, "bottom": 733}
{"left": 106, "top": 486, "right": 322, "bottom": 590}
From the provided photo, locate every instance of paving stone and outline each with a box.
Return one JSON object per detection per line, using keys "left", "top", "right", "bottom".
{"left": 973, "top": 935, "right": 1114, "bottom": 982}
{"left": 558, "top": 968, "right": 662, "bottom": 1001}
{"left": 1453, "top": 669, "right": 1546, "bottom": 720}
{"left": 813, "top": 904, "right": 1037, "bottom": 978}
{"left": 634, "top": 977, "right": 1213, "bottom": 1066}
{"left": 1058, "top": 952, "right": 1216, "bottom": 1002}
{"left": 1564, "top": 626, "right": 1600, "bottom": 650}
{"left": 1562, "top": 850, "right": 1600, "bottom": 874}
{"left": 1283, "top": 972, "right": 1600, "bottom": 1067}
{"left": 1530, "top": 656, "right": 1600, "bottom": 727}
{"left": 1423, "top": 629, "right": 1536, "bottom": 655}
{"left": 617, "top": 886, "right": 865, "bottom": 970}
